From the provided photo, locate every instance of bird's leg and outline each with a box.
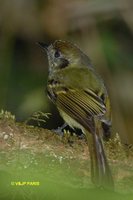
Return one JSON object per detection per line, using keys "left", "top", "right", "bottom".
{"left": 52, "top": 123, "right": 68, "bottom": 136}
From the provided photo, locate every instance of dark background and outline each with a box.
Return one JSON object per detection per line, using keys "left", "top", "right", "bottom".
{"left": 0, "top": 0, "right": 133, "bottom": 143}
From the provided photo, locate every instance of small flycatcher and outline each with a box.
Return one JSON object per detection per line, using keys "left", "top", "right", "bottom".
{"left": 38, "top": 40, "right": 114, "bottom": 189}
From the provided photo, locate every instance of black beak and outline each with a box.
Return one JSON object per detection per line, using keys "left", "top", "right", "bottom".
{"left": 37, "top": 42, "right": 49, "bottom": 51}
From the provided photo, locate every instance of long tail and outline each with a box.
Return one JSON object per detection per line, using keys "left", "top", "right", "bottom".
{"left": 86, "top": 130, "right": 114, "bottom": 190}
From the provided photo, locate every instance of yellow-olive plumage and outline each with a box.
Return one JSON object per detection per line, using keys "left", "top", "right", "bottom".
{"left": 38, "top": 40, "right": 114, "bottom": 189}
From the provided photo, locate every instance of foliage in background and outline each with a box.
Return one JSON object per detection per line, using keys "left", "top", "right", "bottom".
{"left": 0, "top": 0, "right": 133, "bottom": 143}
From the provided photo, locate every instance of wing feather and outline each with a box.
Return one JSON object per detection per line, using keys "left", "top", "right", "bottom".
{"left": 56, "top": 88, "right": 106, "bottom": 132}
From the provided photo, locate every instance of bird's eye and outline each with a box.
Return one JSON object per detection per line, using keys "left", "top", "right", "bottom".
{"left": 54, "top": 50, "right": 60, "bottom": 58}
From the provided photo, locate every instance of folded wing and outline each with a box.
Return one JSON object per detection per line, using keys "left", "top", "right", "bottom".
{"left": 56, "top": 88, "right": 106, "bottom": 133}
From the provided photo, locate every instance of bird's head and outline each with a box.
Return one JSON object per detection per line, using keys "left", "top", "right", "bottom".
{"left": 38, "top": 40, "right": 92, "bottom": 74}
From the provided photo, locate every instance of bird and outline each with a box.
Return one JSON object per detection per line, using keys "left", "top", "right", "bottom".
{"left": 38, "top": 40, "right": 114, "bottom": 189}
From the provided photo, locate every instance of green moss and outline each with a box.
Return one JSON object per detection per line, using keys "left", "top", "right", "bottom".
{"left": 0, "top": 110, "right": 133, "bottom": 199}
{"left": 0, "top": 110, "right": 15, "bottom": 121}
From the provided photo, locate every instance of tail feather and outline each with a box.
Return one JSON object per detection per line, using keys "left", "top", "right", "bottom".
{"left": 86, "top": 131, "right": 114, "bottom": 190}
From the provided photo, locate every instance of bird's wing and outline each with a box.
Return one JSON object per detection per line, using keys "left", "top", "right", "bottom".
{"left": 56, "top": 88, "right": 106, "bottom": 133}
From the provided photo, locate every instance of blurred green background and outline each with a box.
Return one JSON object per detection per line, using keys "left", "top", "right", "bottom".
{"left": 0, "top": 0, "right": 133, "bottom": 143}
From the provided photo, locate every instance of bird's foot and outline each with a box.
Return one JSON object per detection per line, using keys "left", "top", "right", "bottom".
{"left": 52, "top": 123, "right": 67, "bottom": 136}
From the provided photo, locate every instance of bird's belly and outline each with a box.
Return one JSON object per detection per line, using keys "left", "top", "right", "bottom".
{"left": 58, "top": 109, "right": 83, "bottom": 130}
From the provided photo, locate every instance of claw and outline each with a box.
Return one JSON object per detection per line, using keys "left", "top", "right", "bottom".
{"left": 52, "top": 123, "right": 67, "bottom": 136}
